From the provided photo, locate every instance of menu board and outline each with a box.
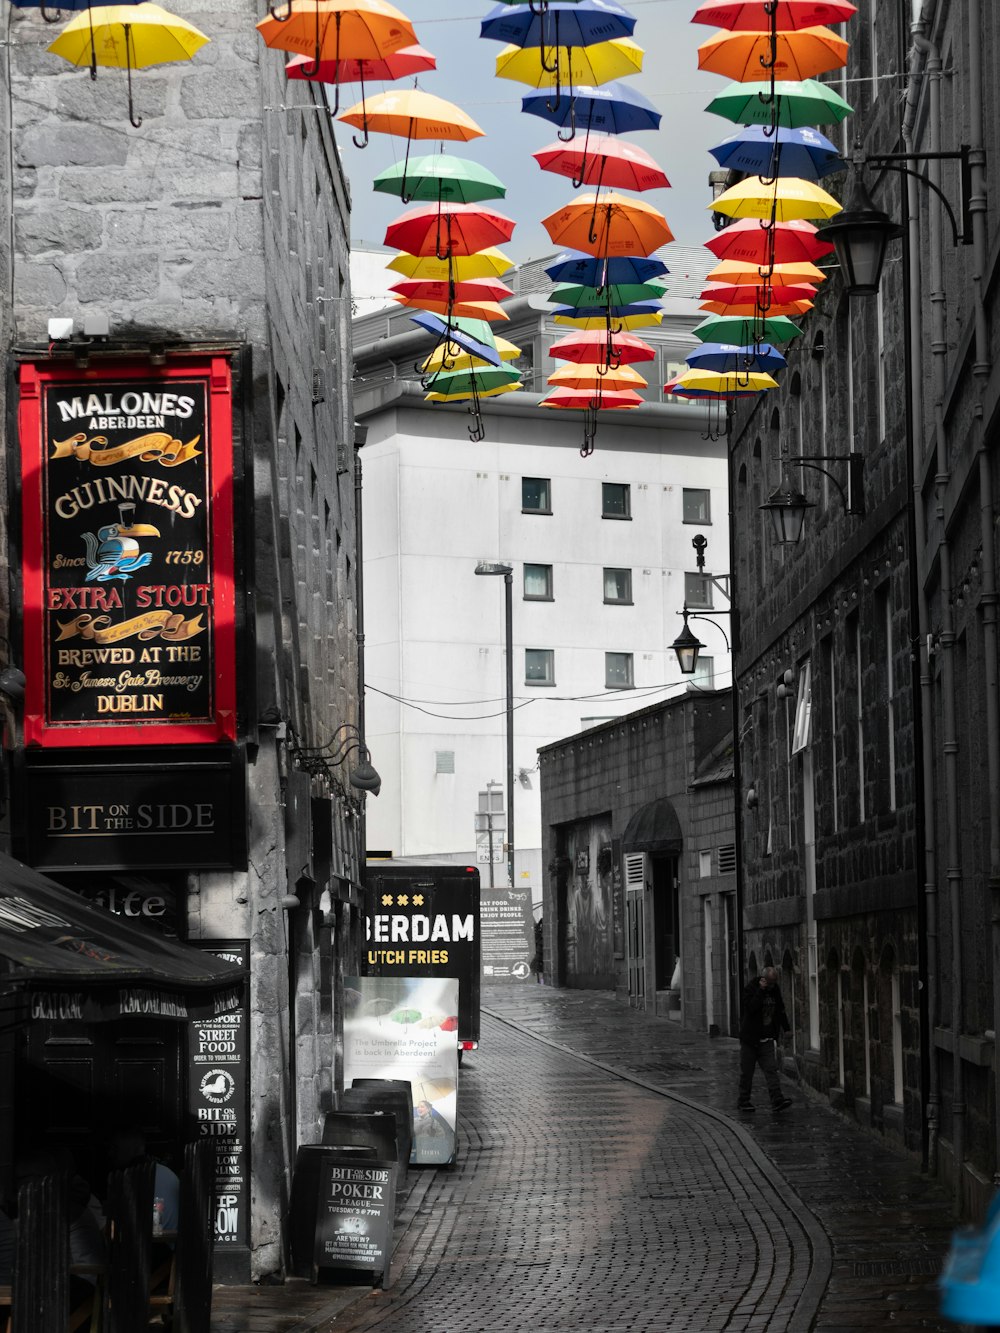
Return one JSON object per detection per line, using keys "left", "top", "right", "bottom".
{"left": 480, "top": 887, "right": 534, "bottom": 982}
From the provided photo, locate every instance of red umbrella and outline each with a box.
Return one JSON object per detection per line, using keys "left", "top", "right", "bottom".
{"left": 285, "top": 42, "right": 435, "bottom": 81}
{"left": 384, "top": 202, "right": 516, "bottom": 258}
{"left": 700, "top": 280, "right": 818, "bottom": 304}
{"left": 704, "top": 216, "right": 833, "bottom": 264}
{"left": 692, "top": 0, "right": 857, "bottom": 29}
{"left": 549, "top": 328, "right": 656, "bottom": 365}
{"left": 700, "top": 297, "right": 814, "bottom": 316}
{"left": 390, "top": 276, "right": 514, "bottom": 305}
{"left": 532, "top": 133, "right": 669, "bottom": 193}
{"left": 541, "top": 386, "right": 643, "bottom": 409}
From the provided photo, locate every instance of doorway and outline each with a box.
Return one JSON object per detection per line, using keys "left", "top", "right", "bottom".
{"left": 652, "top": 854, "right": 680, "bottom": 993}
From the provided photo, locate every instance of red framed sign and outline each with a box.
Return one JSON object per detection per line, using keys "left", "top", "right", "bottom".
{"left": 18, "top": 357, "right": 237, "bottom": 747}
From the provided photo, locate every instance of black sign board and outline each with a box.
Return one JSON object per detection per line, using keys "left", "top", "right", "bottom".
{"left": 19, "top": 748, "right": 247, "bottom": 871}
{"left": 188, "top": 941, "right": 250, "bottom": 1281}
{"left": 313, "top": 1157, "right": 397, "bottom": 1286}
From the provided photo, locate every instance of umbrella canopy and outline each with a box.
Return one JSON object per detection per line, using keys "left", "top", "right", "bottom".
{"left": 548, "top": 362, "right": 648, "bottom": 389}
{"left": 533, "top": 134, "right": 669, "bottom": 191}
{"left": 686, "top": 341, "right": 787, "bottom": 374}
{"left": 701, "top": 280, "right": 817, "bottom": 304}
{"left": 421, "top": 336, "right": 520, "bottom": 375}
{"left": 540, "top": 386, "right": 643, "bottom": 409}
{"left": 692, "top": 0, "right": 857, "bottom": 29}
{"left": 521, "top": 78, "right": 660, "bottom": 135}
{"left": 374, "top": 154, "right": 505, "bottom": 204}
{"left": 549, "top": 328, "right": 656, "bottom": 363}
{"left": 665, "top": 381, "right": 760, "bottom": 399}
{"left": 706, "top": 76, "right": 852, "bottom": 127}
{"left": 554, "top": 309, "right": 663, "bottom": 330}
{"left": 699, "top": 297, "right": 813, "bottom": 316}
{"left": 545, "top": 252, "right": 668, "bottom": 284}
{"left": 410, "top": 312, "right": 503, "bottom": 365}
{"left": 496, "top": 35, "right": 644, "bottom": 87}
{"left": 339, "top": 86, "right": 484, "bottom": 153}
{"left": 542, "top": 190, "right": 673, "bottom": 256}
{"left": 551, "top": 278, "right": 667, "bottom": 305}
{"left": 706, "top": 257, "right": 826, "bottom": 285}
{"left": 704, "top": 216, "right": 834, "bottom": 263}
{"left": 427, "top": 380, "right": 521, "bottom": 403}
{"left": 15, "top": 0, "right": 142, "bottom": 17}
{"left": 391, "top": 276, "right": 514, "bottom": 305}
{"left": 424, "top": 365, "right": 522, "bottom": 397}
{"left": 284, "top": 41, "right": 434, "bottom": 81}
{"left": 698, "top": 25, "right": 848, "bottom": 81}
{"left": 552, "top": 298, "right": 663, "bottom": 319}
{"left": 388, "top": 248, "right": 514, "bottom": 280}
{"left": 710, "top": 175, "right": 842, "bottom": 222}
{"left": 394, "top": 294, "right": 510, "bottom": 321}
{"left": 48, "top": 3, "right": 209, "bottom": 127}
{"left": 256, "top": 0, "right": 418, "bottom": 107}
{"left": 384, "top": 202, "right": 516, "bottom": 257}
{"left": 692, "top": 312, "right": 803, "bottom": 344}
{"left": 481, "top": 0, "right": 636, "bottom": 48}
{"left": 709, "top": 124, "right": 842, "bottom": 180}
{"left": 671, "top": 367, "right": 778, "bottom": 393}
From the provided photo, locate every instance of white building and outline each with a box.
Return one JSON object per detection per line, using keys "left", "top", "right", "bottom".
{"left": 353, "top": 246, "right": 728, "bottom": 907}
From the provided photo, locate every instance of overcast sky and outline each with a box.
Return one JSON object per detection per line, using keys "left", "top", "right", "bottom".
{"left": 338, "top": 0, "right": 721, "bottom": 265}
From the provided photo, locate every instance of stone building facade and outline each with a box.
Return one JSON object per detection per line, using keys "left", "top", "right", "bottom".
{"left": 539, "top": 689, "right": 738, "bottom": 1036}
{"left": 0, "top": 0, "right": 361, "bottom": 1278}
{"left": 729, "top": 0, "right": 1000, "bottom": 1217}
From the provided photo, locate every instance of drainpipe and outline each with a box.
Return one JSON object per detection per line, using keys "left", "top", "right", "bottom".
{"left": 915, "top": 14, "right": 967, "bottom": 1214}
{"left": 902, "top": 7, "right": 937, "bottom": 1175}
{"left": 965, "top": 0, "right": 1000, "bottom": 1191}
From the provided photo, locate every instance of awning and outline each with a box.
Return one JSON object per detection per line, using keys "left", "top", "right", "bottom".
{"left": 622, "top": 796, "right": 683, "bottom": 854}
{"left": 0, "top": 850, "right": 244, "bottom": 1022}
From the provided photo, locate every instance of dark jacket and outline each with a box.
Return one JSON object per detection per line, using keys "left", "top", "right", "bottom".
{"left": 739, "top": 977, "right": 791, "bottom": 1045}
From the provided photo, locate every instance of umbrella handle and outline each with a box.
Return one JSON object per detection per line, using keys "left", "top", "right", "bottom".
{"left": 38, "top": 3, "right": 60, "bottom": 22}
{"left": 556, "top": 94, "right": 577, "bottom": 142}
{"left": 399, "top": 122, "right": 414, "bottom": 203}
{"left": 539, "top": 8, "right": 558, "bottom": 74}
{"left": 352, "top": 65, "right": 370, "bottom": 148}
{"left": 580, "top": 403, "right": 597, "bottom": 457}
{"left": 125, "top": 28, "right": 142, "bottom": 129}
{"left": 434, "top": 212, "right": 451, "bottom": 263}
{"left": 267, "top": 0, "right": 293, "bottom": 21}
{"left": 570, "top": 116, "right": 593, "bottom": 190}
{"left": 528, "top": 0, "right": 548, "bottom": 14}
{"left": 303, "top": 10, "right": 334, "bottom": 90}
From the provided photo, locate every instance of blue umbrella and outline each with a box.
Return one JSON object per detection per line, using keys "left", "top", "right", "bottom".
{"left": 709, "top": 125, "right": 843, "bottom": 182}
{"left": 480, "top": 0, "right": 636, "bottom": 48}
{"left": 13, "top": 0, "right": 140, "bottom": 17}
{"left": 685, "top": 342, "right": 787, "bottom": 374}
{"left": 551, "top": 300, "right": 663, "bottom": 319}
{"left": 409, "top": 312, "right": 502, "bottom": 367}
{"left": 522, "top": 79, "right": 660, "bottom": 140}
{"left": 545, "top": 252, "right": 669, "bottom": 285}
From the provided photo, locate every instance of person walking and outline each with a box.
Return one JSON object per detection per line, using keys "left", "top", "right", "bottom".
{"left": 738, "top": 966, "right": 793, "bottom": 1114}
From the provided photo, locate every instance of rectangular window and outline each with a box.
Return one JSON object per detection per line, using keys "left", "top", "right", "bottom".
{"left": 691, "top": 655, "right": 714, "bottom": 690}
{"left": 525, "top": 648, "right": 554, "bottom": 685}
{"left": 522, "top": 477, "right": 551, "bottom": 513}
{"left": 603, "top": 568, "right": 632, "bottom": 604}
{"left": 699, "top": 850, "right": 712, "bottom": 878}
{"left": 605, "top": 651, "right": 634, "bottom": 689}
{"left": 791, "top": 659, "right": 812, "bottom": 755}
{"left": 523, "top": 563, "right": 553, "bottom": 600}
{"left": 685, "top": 571, "right": 713, "bottom": 609}
{"left": 602, "top": 482, "right": 631, "bottom": 519}
{"left": 682, "top": 488, "right": 711, "bottom": 524}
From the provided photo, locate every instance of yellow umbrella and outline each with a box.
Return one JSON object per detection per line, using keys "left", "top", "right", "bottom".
{"left": 420, "top": 335, "right": 521, "bottom": 375}
{"left": 553, "top": 310, "right": 663, "bottom": 331}
{"left": 48, "top": 3, "right": 209, "bottom": 126}
{"left": 426, "top": 380, "right": 521, "bottom": 402}
{"left": 706, "top": 257, "right": 827, "bottom": 285}
{"left": 387, "top": 249, "right": 514, "bottom": 281}
{"left": 710, "top": 176, "right": 842, "bottom": 222}
{"left": 495, "top": 36, "right": 644, "bottom": 88}
{"left": 547, "top": 363, "right": 648, "bottom": 391}
{"left": 339, "top": 87, "right": 484, "bottom": 150}
{"left": 673, "top": 368, "right": 779, "bottom": 393}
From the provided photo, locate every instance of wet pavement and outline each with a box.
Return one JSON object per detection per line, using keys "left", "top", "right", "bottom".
{"left": 210, "top": 983, "right": 961, "bottom": 1332}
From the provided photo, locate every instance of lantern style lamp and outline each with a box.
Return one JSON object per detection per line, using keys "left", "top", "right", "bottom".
{"left": 671, "top": 609, "right": 705, "bottom": 675}
{"left": 815, "top": 164, "right": 903, "bottom": 297}
{"left": 760, "top": 476, "right": 815, "bottom": 546}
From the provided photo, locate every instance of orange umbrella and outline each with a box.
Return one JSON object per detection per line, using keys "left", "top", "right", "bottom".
{"left": 547, "top": 363, "right": 649, "bottom": 391}
{"left": 256, "top": 0, "right": 417, "bottom": 110}
{"left": 392, "top": 294, "right": 510, "bottom": 321}
{"left": 697, "top": 25, "right": 848, "bottom": 82}
{"left": 338, "top": 86, "right": 484, "bottom": 149}
{"left": 390, "top": 276, "right": 513, "bottom": 305}
{"left": 699, "top": 297, "right": 814, "bottom": 316}
{"left": 542, "top": 191, "right": 673, "bottom": 257}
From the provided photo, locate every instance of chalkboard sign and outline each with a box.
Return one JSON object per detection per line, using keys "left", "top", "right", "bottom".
{"left": 313, "top": 1157, "right": 397, "bottom": 1286}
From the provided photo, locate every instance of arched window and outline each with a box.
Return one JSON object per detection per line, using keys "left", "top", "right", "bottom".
{"left": 879, "top": 943, "right": 904, "bottom": 1106}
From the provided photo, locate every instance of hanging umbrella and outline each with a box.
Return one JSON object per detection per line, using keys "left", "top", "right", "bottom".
{"left": 256, "top": 0, "right": 418, "bottom": 111}
{"left": 707, "top": 257, "right": 826, "bottom": 285}
{"left": 391, "top": 1007, "right": 422, "bottom": 1027}
{"left": 692, "top": 312, "right": 803, "bottom": 344}
{"left": 14, "top": 0, "right": 142, "bottom": 24}
{"left": 284, "top": 41, "right": 434, "bottom": 81}
{"left": 685, "top": 341, "right": 787, "bottom": 374}
{"left": 549, "top": 327, "right": 655, "bottom": 363}
{"left": 692, "top": 0, "right": 857, "bottom": 27}
{"left": 384, "top": 202, "right": 516, "bottom": 258}
{"left": 48, "top": 2, "right": 209, "bottom": 127}
{"left": 495, "top": 36, "right": 644, "bottom": 89}
{"left": 542, "top": 190, "right": 673, "bottom": 256}
{"left": 698, "top": 26, "right": 848, "bottom": 82}
{"left": 554, "top": 309, "right": 663, "bottom": 330}
{"left": 480, "top": 0, "right": 636, "bottom": 49}
{"left": 665, "top": 381, "right": 760, "bottom": 399}
{"left": 421, "top": 333, "right": 521, "bottom": 375}
{"left": 706, "top": 76, "right": 852, "bottom": 128}
{"left": 409, "top": 312, "right": 503, "bottom": 366}
{"left": 670, "top": 368, "right": 778, "bottom": 393}
{"left": 522, "top": 78, "right": 660, "bottom": 139}
{"left": 709, "top": 175, "right": 842, "bottom": 223}
{"left": 548, "top": 362, "right": 648, "bottom": 389}
{"left": 339, "top": 86, "right": 485, "bottom": 165}
{"left": 374, "top": 154, "right": 506, "bottom": 205}
{"left": 551, "top": 278, "right": 667, "bottom": 306}
{"left": 533, "top": 133, "right": 669, "bottom": 192}
{"left": 427, "top": 380, "right": 520, "bottom": 403}
{"left": 391, "top": 276, "right": 514, "bottom": 305}
{"left": 540, "top": 386, "right": 642, "bottom": 408}
{"left": 709, "top": 125, "right": 842, "bottom": 180}
{"left": 700, "top": 296, "right": 813, "bottom": 316}
{"left": 424, "top": 365, "right": 522, "bottom": 397}
{"left": 395, "top": 294, "right": 510, "bottom": 320}
{"left": 545, "top": 252, "right": 668, "bottom": 284}
{"left": 552, "top": 299, "right": 664, "bottom": 319}
{"left": 704, "top": 216, "right": 833, "bottom": 264}
{"left": 388, "top": 248, "right": 514, "bottom": 281}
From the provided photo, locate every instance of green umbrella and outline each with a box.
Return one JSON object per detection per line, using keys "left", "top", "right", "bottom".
{"left": 424, "top": 364, "right": 522, "bottom": 398}
{"left": 706, "top": 78, "right": 853, "bottom": 130}
{"left": 551, "top": 279, "right": 668, "bottom": 308}
{"left": 373, "top": 154, "right": 507, "bottom": 205}
{"left": 692, "top": 313, "right": 804, "bottom": 345}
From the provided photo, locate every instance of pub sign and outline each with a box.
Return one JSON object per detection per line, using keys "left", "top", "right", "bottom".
{"left": 18, "top": 358, "right": 237, "bottom": 747}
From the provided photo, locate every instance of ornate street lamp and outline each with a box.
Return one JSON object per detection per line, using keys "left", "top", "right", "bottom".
{"left": 671, "top": 608, "right": 705, "bottom": 676}
{"left": 815, "top": 164, "right": 903, "bottom": 296}
{"left": 760, "top": 476, "right": 814, "bottom": 546}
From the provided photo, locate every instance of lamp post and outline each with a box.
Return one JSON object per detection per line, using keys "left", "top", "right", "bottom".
{"left": 474, "top": 561, "right": 515, "bottom": 889}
